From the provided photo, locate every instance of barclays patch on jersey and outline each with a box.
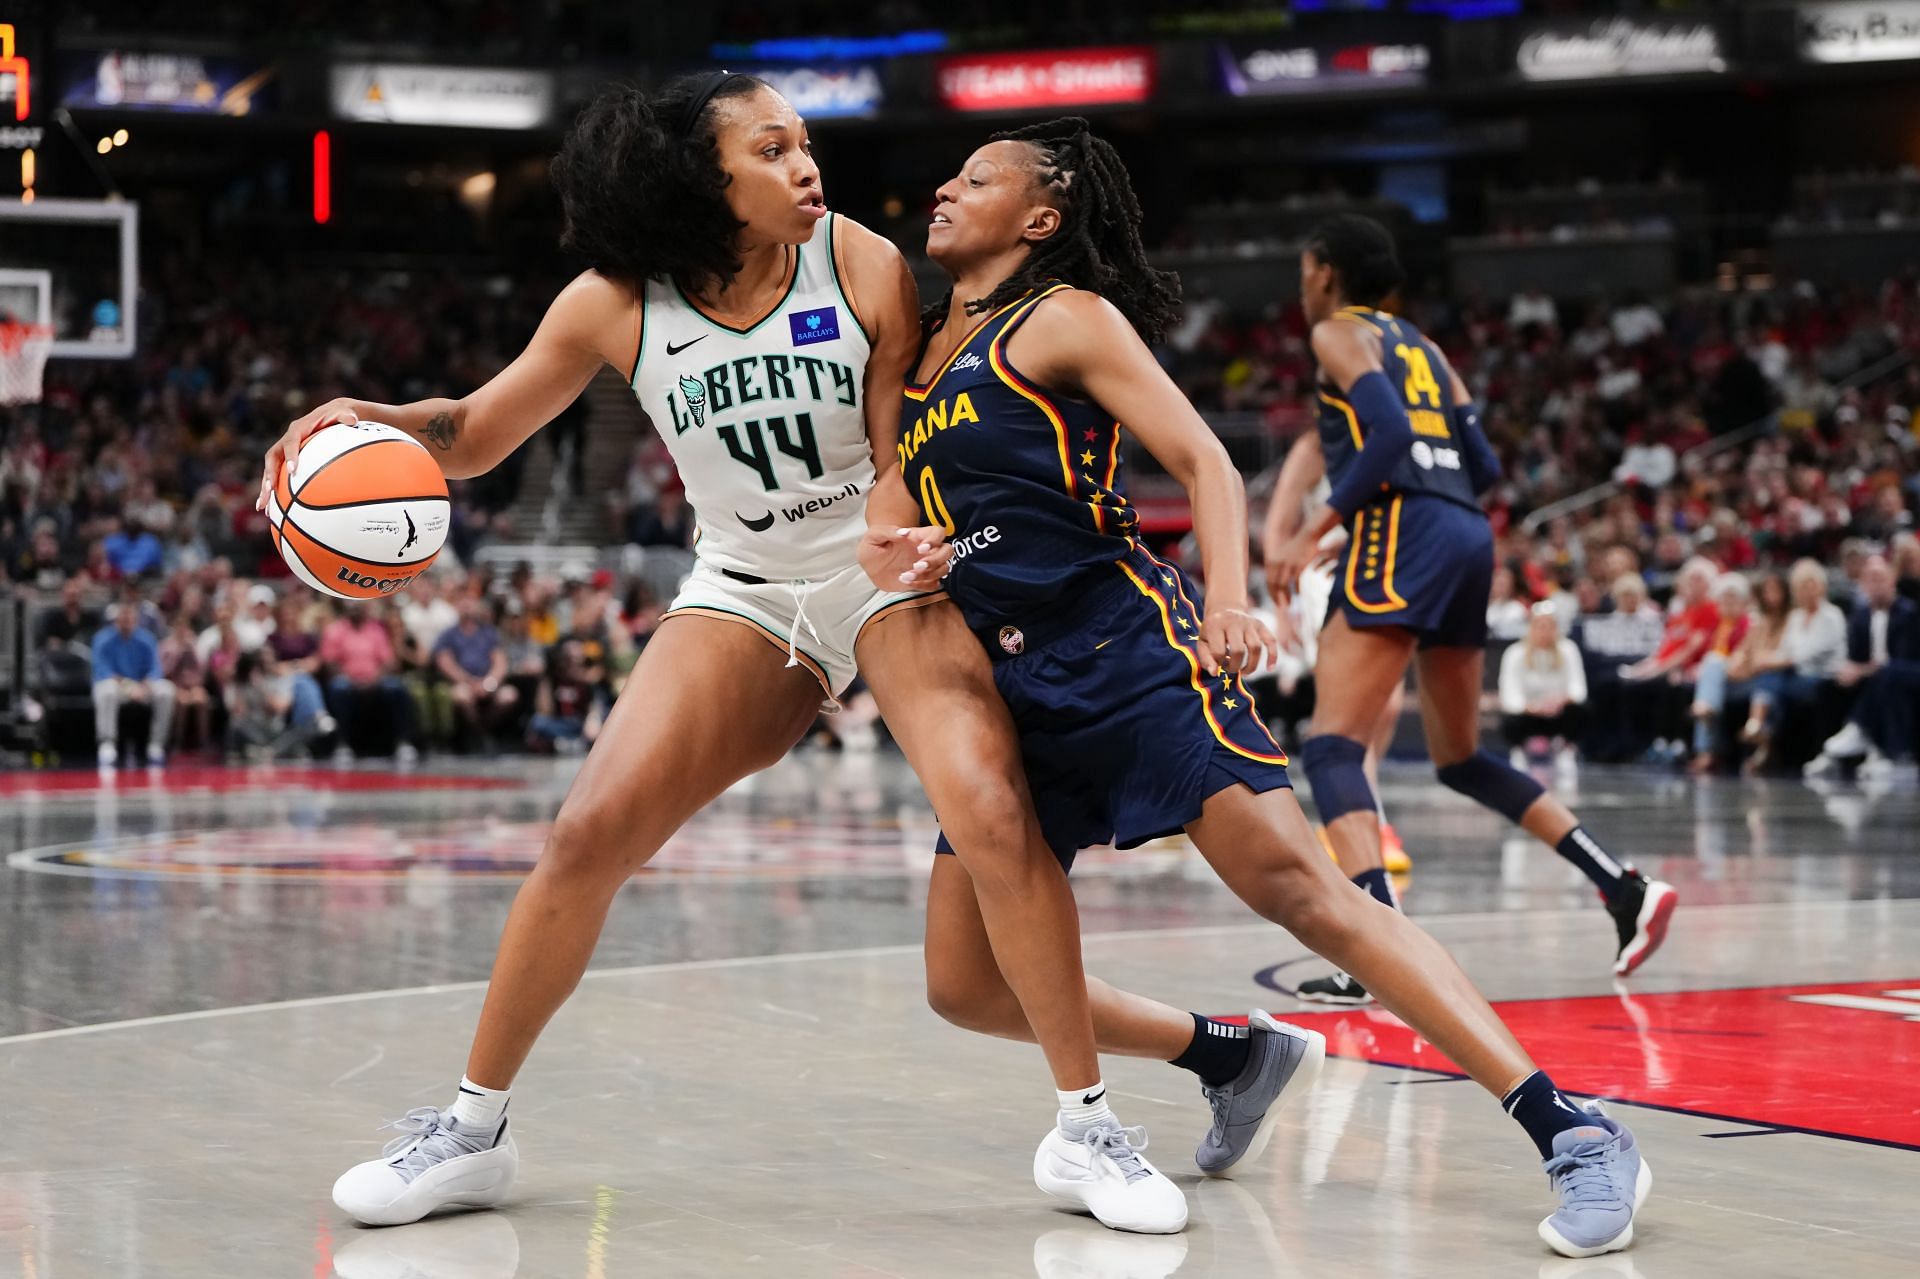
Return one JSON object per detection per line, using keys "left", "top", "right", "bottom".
{"left": 789, "top": 307, "right": 840, "bottom": 347}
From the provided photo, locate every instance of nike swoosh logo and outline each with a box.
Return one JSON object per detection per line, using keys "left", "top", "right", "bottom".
{"left": 737, "top": 511, "right": 775, "bottom": 532}
{"left": 1093, "top": 638, "right": 1113, "bottom": 650}
{"left": 665, "top": 336, "right": 708, "bottom": 356}
{"left": 1081, "top": 1089, "right": 1105, "bottom": 1105}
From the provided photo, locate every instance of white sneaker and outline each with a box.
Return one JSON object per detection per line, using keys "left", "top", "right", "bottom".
{"left": 1034, "top": 1121, "right": 1188, "bottom": 1234}
{"left": 333, "top": 744, "right": 356, "bottom": 765}
{"left": 332, "top": 1108, "right": 517, "bottom": 1226}
{"left": 146, "top": 744, "right": 166, "bottom": 767}
{"left": 1803, "top": 752, "right": 1841, "bottom": 779}
{"left": 1555, "top": 744, "right": 1580, "bottom": 777}
{"left": 1511, "top": 746, "right": 1528, "bottom": 770}
{"left": 1858, "top": 750, "right": 1899, "bottom": 780}
{"left": 97, "top": 741, "right": 117, "bottom": 769}
{"left": 1819, "top": 722, "right": 1869, "bottom": 761}
{"left": 396, "top": 742, "right": 420, "bottom": 766}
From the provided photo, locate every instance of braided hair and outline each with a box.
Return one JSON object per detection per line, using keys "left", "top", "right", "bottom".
{"left": 928, "top": 117, "right": 1181, "bottom": 344}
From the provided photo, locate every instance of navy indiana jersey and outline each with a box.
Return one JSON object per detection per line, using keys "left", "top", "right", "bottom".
{"left": 897, "top": 283, "right": 1138, "bottom": 635}
{"left": 1315, "top": 306, "right": 1480, "bottom": 515}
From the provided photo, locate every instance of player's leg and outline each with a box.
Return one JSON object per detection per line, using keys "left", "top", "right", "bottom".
{"left": 923, "top": 853, "right": 1323, "bottom": 1179}
{"left": 1369, "top": 679, "right": 1410, "bottom": 872}
{"left": 1301, "top": 614, "right": 1413, "bottom": 895}
{"left": 1187, "top": 784, "right": 1649, "bottom": 1257}
{"left": 857, "top": 601, "right": 1187, "bottom": 1232}
{"left": 333, "top": 616, "right": 824, "bottom": 1227}
{"left": 1416, "top": 645, "right": 1677, "bottom": 976}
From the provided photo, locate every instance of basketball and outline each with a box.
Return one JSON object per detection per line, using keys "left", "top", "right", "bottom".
{"left": 266, "top": 420, "right": 450, "bottom": 600}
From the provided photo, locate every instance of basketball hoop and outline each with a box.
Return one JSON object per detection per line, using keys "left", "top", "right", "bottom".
{"left": 0, "top": 320, "right": 52, "bottom": 406}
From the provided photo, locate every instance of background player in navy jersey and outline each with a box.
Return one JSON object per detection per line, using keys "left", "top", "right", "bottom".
{"left": 866, "top": 119, "right": 1650, "bottom": 1259}
{"left": 1264, "top": 216, "right": 1678, "bottom": 1007}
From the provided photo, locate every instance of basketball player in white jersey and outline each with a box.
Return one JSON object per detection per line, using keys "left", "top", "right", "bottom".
{"left": 262, "top": 75, "right": 1190, "bottom": 1232}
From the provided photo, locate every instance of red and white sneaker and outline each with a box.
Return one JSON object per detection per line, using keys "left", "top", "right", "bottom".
{"left": 1608, "top": 873, "right": 1678, "bottom": 977}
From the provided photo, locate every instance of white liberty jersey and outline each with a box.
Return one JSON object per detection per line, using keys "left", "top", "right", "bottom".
{"left": 630, "top": 212, "right": 874, "bottom": 581}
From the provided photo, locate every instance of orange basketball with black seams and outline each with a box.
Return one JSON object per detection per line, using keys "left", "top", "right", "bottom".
{"left": 267, "top": 421, "right": 450, "bottom": 600}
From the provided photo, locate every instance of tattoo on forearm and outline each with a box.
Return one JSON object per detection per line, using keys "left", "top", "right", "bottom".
{"left": 422, "top": 412, "right": 458, "bottom": 451}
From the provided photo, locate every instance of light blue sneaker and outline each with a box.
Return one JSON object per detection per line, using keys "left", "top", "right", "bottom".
{"left": 1195, "top": 1010, "right": 1326, "bottom": 1177}
{"left": 1538, "top": 1106, "right": 1651, "bottom": 1258}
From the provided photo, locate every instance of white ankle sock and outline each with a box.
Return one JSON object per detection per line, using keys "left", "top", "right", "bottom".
{"left": 448, "top": 1076, "right": 510, "bottom": 1131}
{"left": 1056, "top": 1082, "right": 1116, "bottom": 1135}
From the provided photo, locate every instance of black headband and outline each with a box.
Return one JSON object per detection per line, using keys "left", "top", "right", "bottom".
{"left": 678, "top": 70, "right": 740, "bottom": 138}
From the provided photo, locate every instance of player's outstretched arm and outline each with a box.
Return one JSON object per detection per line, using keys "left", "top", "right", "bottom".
{"left": 1011, "top": 290, "right": 1272, "bottom": 677}
{"left": 257, "top": 271, "right": 633, "bottom": 509}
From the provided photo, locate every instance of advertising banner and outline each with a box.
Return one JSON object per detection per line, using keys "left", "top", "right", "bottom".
{"left": 62, "top": 50, "right": 276, "bottom": 115}
{"left": 1512, "top": 18, "right": 1727, "bottom": 82}
{"left": 1798, "top": 2, "right": 1920, "bottom": 64}
{"left": 330, "top": 63, "right": 554, "bottom": 129}
{"left": 740, "top": 62, "right": 884, "bottom": 119}
{"left": 937, "top": 46, "right": 1155, "bottom": 112}
{"left": 1217, "top": 38, "right": 1432, "bottom": 96}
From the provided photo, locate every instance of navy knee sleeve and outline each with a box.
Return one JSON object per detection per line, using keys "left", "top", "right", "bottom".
{"left": 1436, "top": 749, "right": 1546, "bottom": 824}
{"left": 1299, "top": 735, "right": 1376, "bottom": 824}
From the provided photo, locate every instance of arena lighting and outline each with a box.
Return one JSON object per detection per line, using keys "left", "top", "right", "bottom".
{"left": 710, "top": 31, "right": 947, "bottom": 62}
{"left": 112, "top": 127, "right": 127, "bottom": 146}
{"left": 0, "top": 24, "right": 29, "bottom": 121}
{"left": 312, "top": 129, "right": 330, "bottom": 224}
{"left": 96, "top": 136, "right": 111, "bottom": 154}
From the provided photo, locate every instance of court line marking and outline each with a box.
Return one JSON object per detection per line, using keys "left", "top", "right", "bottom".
{"left": 1, "top": 899, "right": 1907, "bottom": 1050}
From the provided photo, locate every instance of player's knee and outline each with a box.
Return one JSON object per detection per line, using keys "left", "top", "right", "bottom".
{"left": 541, "top": 806, "right": 631, "bottom": 885}
{"left": 924, "top": 969, "right": 1006, "bottom": 1032}
{"left": 930, "top": 776, "right": 1034, "bottom": 869}
{"left": 1434, "top": 749, "right": 1545, "bottom": 824}
{"left": 1298, "top": 735, "right": 1375, "bottom": 822}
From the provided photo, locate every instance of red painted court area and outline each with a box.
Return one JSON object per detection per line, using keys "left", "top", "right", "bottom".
{"left": 0, "top": 766, "right": 521, "bottom": 796}
{"left": 1279, "top": 979, "right": 1920, "bottom": 1150}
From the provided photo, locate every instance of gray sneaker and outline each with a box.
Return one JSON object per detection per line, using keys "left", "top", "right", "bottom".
{"left": 1195, "top": 1010, "right": 1326, "bottom": 1177}
{"left": 1538, "top": 1105, "right": 1651, "bottom": 1258}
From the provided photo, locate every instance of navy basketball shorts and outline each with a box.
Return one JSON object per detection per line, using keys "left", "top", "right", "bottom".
{"left": 934, "top": 545, "right": 1292, "bottom": 870}
{"left": 1330, "top": 492, "right": 1494, "bottom": 649}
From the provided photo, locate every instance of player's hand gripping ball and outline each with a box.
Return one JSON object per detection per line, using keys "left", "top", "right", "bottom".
{"left": 265, "top": 421, "right": 450, "bottom": 600}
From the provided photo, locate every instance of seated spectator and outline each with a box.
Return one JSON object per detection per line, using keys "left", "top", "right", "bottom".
{"left": 402, "top": 576, "right": 461, "bottom": 660}
{"left": 630, "top": 483, "right": 695, "bottom": 548}
{"left": 268, "top": 595, "right": 325, "bottom": 674}
{"left": 432, "top": 598, "right": 518, "bottom": 750}
{"left": 1619, "top": 557, "right": 1722, "bottom": 763}
{"left": 103, "top": 516, "right": 165, "bottom": 580}
{"left": 1499, "top": 602, "right": 1588, "bottom": 771}
{"left": 91, "top": 601, "right": 175, "bottom": 768}
{"left": 36, "top": 576, "right": 99, "bottom": 649}
{"left": 321, "top": 604, "right": 419, "bottom": 763}
{"left": 527, "top": 638, "right": 606, "bottom": 755}
{"left": 1688, "top": 573, "right": 1773, "bottom": 774}
{"left": 1572, "top": 572, "right": 1666, "bottom": 761}
{"left": 235, "top": 583, "right": 278, "bottom": 652}
{"left": 224, "top": 649, "right": 334, "bottom": 761}
{"left": 1742, "top": 558, "right": 1848, "bottom": 771}
{"left": 499, "top": 601, "right": 549, "bottom": 725}
{"left": 1486, "top": 566, "right": 1530, "bottom": 641}
{"left": 1806, "top": 555, "right": 1920, "bottom": 778}
{"left": 158, "top": 614, "right": 214, "bottom": 754}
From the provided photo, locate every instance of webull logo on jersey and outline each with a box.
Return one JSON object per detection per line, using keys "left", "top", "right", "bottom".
{"left": 1410, "top": 441, "right": 1462, "bottom": 471}
{"left": 896, "top": 392, "right": 980, "bottom": 467}
{"left": 665, "top": 353, "right": 859, "bottom": 436}
{"left": 780, "top": 481, "right": 863, "bottom": 525}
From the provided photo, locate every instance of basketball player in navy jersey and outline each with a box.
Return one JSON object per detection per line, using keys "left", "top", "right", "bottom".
{"left": 1265, "top": 215, "right": 1677, "bottom": 1006}
{"left": 868, "top": 119, "right": 1649, "bottom": 1258}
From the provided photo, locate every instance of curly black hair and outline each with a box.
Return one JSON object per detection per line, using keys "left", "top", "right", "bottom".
{"left": 929, "top": 117, "right": 1182, "bottom": 345}
{"left": 551, "top": 74, "right": 768, "bottom": 295}
{"left": 1303, "top": 214, "right": 1405, "bottom": 309}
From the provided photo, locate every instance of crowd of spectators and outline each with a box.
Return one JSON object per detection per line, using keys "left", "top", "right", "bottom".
{"left": 24, "top": 558, "right": 664, "bottom": 765}
{"left": 6, "top": 244, "right": 1920, "bottom": 774}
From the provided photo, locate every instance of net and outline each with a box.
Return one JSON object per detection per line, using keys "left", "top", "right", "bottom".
{"left": 0, "top": 321, "right": 52, "bottom": 406}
